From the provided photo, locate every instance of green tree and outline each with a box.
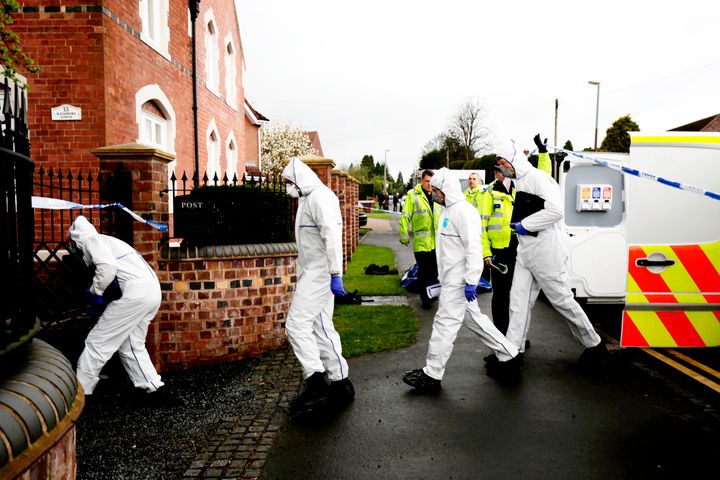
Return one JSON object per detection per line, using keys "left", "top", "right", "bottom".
{"left": 564, "top": 140, "right": 574, "bottom": 151}
{"left": 599, "top": 115, "right": 640, "bottom": 153}
{"left": 360, "top": 155, "right": 375, "bottom": 170}
{"left": 0, "top": 0, "right": 41, "bottom": 88}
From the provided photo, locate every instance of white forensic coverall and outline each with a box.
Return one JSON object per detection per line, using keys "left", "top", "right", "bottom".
{"left": 497, "top": 142, "right": 602, "bottom": 352}
{"left": 423, "top": 168, "right": 519, "bottom": 380}
{"left": 69, "top": 215, "right": 163, "bottom": 394}
{"left": 282, "top": 158, "right": 349, "bottom": 381}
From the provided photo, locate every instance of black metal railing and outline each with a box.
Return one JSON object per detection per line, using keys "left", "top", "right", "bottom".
{"left": 1, "top": 79, "right": 36, "bottom": 356}
{"left": 168, "top": 169, "right": 294, "bottom": 246}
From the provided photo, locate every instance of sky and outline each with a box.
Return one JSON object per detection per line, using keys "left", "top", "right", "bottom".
{"left": 235, "top": 0, "right": 720, "bottom": 182}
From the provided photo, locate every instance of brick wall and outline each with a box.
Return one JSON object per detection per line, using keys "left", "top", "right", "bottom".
{"left": 16, "top": 426, "right": 77, "bottom": 480}
{"left": 14, "top": 0, "right": 252, "bottom": 180}
{"left": 156, "top": 249, "right": 294, "bottom": 371}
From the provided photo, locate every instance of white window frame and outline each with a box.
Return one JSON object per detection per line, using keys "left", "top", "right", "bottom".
{"left": 139, "top": 0, "right": 170, "bottom": 60}
{"left": 204, "top": 9, "right": 220, "bottom": 96}
{"left": 139, "top": 110, "right": 167, "bottom": 150}
{"left": 225, "top": 130, "right": 238, "bottom": 182}
{"left": 206, "top": 119, "right": 221, "bottom": 182}
{"left": 224, "top": 35, "right": 237, "bottom": 109}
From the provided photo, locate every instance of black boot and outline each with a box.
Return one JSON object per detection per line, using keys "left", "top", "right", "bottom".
{"left": 290, "top": 371, "right": 330, "bottom": 415}
{"left": 486, "top": 354, "right": 523, "bottom": 380}
{"left": 329, "top": 378, "right": 355, "bottom": 408}
{"left": 402, "top": 369, "right": 441, "bottom": 392}
{"left": 575, "top": 342, "right": 610, "bottom": 372}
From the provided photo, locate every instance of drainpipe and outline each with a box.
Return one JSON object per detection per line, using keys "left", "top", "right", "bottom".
{"left": 189, "top": 0, "right": 201, "bottom": 187}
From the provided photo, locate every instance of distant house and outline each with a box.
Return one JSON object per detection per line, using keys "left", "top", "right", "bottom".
{"left": 670, "top": 113, "right": 720, "bottom": 132}
{"left": 12, "top": 0, "right": 267, "bottom": 183}
{"left": 306, "top": 131, "right": 324, "bottom": 157}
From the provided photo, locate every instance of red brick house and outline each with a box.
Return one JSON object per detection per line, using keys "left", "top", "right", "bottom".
{"left": 670, "top": 113, "right": 720, "bottom": 132}
{"left": 13, "top": 0, "right": 265, "bottom": 183}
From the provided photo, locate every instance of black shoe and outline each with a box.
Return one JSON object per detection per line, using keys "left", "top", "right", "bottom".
{"left": 525, "top": 339, "right": 532, "bottom": 350}
{"left": 329, "top": 378, "right": 355, "bottom": 408}
{"left": 137, "top": 387, "right": 185, "bottom": 408}
{"left": 575, "top": 342, "right": 609, "bottom": 371}
{"left": 483, "top": 353, "right": 499, "bottom": 365}
{"left": 402, "top": 369, "right": 441, "bottom": 392}
{"left": 486, "top": 354, "right": 523, "bottom": 379}
{"left": 290, "top": 371, "right": 330, "bottom": 415}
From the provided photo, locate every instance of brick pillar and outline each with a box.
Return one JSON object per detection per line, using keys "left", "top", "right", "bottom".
{"left": 331, "top": 169, "right": 349, "bottom": 267}
{"left": 348, "top": 174, "right": 360, "bottom": 252}
{"left": 93, "top": 143, "right": 174, "bottom": 369}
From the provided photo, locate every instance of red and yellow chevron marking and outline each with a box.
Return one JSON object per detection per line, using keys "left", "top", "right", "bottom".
{"left": 623, "top": 240, "right": 720, "bottom": 347}
{"left": 621, "top": 310, "right": 720, "bottom": 347}
{"left": 627, "top": 242, "right": 720, "bottom": 305}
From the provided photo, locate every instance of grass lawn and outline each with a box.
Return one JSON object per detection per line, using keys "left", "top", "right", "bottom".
{"left": 344, "top": 244, "right": 406, "bottom": 295}
{"left": 368, "top": 211, "right": 392, "bottom": 220}
{"left": 334, "top": 304, "right": 418, "bottom": 357}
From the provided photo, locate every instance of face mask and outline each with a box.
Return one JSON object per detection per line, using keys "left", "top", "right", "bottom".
{"left": 499, "top": 166, "right": 515, "bottom": 178}
{"left": 286, "top": 184, "right": 301, "bottom": 198}
{"left": 432, "top": 192, "right": 445, "bottom": 205}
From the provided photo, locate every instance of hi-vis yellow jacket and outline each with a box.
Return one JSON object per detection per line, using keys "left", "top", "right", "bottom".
{"left": 399, "top": 183, "right": 438, "bottom": 252}
{"left": 538, "top": 152, "right": 552, "bottom": 176}
{"left": 465, "top": 187, "right": 484, "bottom": 211}
{"left": 480, "top": 180, "right": 516, "bottom": 258}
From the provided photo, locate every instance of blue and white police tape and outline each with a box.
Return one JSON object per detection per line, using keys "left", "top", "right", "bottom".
{"left": 31, "top": 196, "right": 169, "bottom": 231}
{"left": 547, "top": 145, "right": 720, "bottom": 202}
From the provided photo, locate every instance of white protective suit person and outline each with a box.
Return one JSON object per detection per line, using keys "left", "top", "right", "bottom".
{"left": 69, "top": 215, "right": 164, "bottom": 395}
{"left": 281, "top": 157, "right": 354, "bottom": 414}
{"left": 495, "top": 140, "right": 607, "bottom": 367}
{"left": 402, "top": 168, "right": 521, "bottom": 391}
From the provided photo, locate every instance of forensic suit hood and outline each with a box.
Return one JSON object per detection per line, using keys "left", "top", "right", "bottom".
{"left": 429, "top": 167, "right": 465, "bottom": 208}
{"left": 282, "top": 156, "right": 324, "bottom": 196}
{"left": 496, "top": 140, "right": 533, "bottom": 181}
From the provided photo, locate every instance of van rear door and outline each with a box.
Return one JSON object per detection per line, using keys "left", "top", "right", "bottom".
{"left": 620, "top": 133, "right": 720, "bottom": 347}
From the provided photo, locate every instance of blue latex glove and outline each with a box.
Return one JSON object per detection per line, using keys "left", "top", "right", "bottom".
{"left": 85, "top": 288, "right": 105, "bottom": 320}
{"left": 330, "top": 275, "right": 346, "bottom": 296}
{"left": 464, "top": 283, "right": 477, "bottom": 302}
{"left": 511, "top": 222, "right": 528, "bottom": 236}
{"left": 85, "top": 288, "right": 105, "bottom": 307}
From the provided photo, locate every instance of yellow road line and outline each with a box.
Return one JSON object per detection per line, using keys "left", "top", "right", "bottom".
{"left": 639, "top": 348, "right": 720, "bottom": 395}
{"left": 666, "top": 349, "right": 720, "bottom": 380}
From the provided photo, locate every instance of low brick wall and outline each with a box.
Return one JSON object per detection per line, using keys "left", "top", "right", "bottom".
{"left": 154, "top": 243, "right": 297, "bottom": 371}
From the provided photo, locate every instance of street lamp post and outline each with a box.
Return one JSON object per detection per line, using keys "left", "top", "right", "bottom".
{"left": 588, "top": 80, "right": 600, "bottom": 150}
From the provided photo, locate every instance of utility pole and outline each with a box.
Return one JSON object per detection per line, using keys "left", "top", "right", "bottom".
{"left": 588, "top": 81, "right": 600, "bottom": 150}
{"left": 554, "top": 98, "right": 558, "bottom": 147}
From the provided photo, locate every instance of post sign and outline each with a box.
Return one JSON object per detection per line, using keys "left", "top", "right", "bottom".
{"left": 51, "top": 104, "right": 82, "bottom": 121}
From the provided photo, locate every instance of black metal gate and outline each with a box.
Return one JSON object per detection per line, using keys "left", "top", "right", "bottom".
{"left": 1, "top": 79, "right": 36, "bottom": 356}
{"left": 32, "top": 167, "right": 130, "bottom": 329}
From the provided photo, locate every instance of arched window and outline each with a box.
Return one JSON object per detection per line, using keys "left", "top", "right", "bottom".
{"left": 135, "top": 84, "right": 175, "bottom": 154}
{"left": 206, "top": 120, "right": 221, "bottom": 182}
{"left": 204, "top": 11, "right": 219, "bottom": 94}
{"left": 224, "top": 36, "right": 237, "bottom": 108}
{"left": 226, "top": 132, "right": 238, "bottom": 182}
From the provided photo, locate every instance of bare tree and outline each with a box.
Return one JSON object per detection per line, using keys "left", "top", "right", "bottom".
{"left": 448, "top": 98, "right": 491, "bottom": 163}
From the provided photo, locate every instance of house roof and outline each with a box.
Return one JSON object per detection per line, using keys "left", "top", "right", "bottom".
{"left": 306, "top": 131, "right": 324, "bottom": 156}
{"left": 669, "top": 113, "right": 720, "bottom": 132}
{"left": 244, "top": 99, "right": 269, "bottom": 125}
